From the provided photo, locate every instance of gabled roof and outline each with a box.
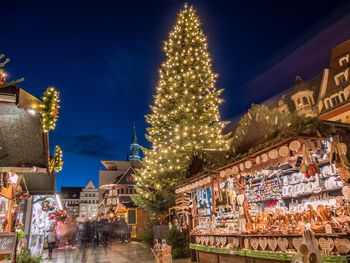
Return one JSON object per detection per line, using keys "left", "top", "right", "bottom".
{"left": 85, "top": 180, "right": 96, "bottom": 189}
{"left": 114, "top": 166, "right": 136, "bottom": 185}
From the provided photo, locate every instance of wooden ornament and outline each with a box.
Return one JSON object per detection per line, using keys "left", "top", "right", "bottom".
{"left": 244, "top": 238, "right": 250, "bottom": 249}
{"left": 239, "top": 163, "right": 245, "bottom": 172}
{"left": 268, "top": 237, "right": 278, "bottom": 251}
{"left": 210, "top": 236, "right": 215, "bottom": 246}
{"left": 289, "top": 140, "right": 301, "bottom": 152}
{"left": 277, "top": 237, "right": 289, "bottom": 252}
{"left": 224, "top": 168, "right": 232, "bottom": 177}
{"left": 221, "top": 237, "right": 227, "bottom": 246}
{"left": 318, "top": 237, "right": 334, "bottom": 254}
{"left": 259, "top": 237, "right": 268, "bottom": 250}
{"left": 232, "top": 238, "right": 239, "bottom": 248}
{"left": 292, "top": 237, "right": 303, "bottom": 251}
{"left": 245, "top": 160, "right": 253, "bottom": 169}
{"left": 261, "top": 153, "right": 269, "bottom": 163}
{"left": 250, "top": 238, "right": 259, "bottom": 250}
{"left": 219, "top": 170, "right": 226, "bottom": 178}
{"left": 268, "top": 149, "right": 279, "bottom": 160}
{"left": 279, "top": 145, "right": 290, "bottom": 157}
{"left": 342, "top": 186, "right": 350, "bottom": 200}
{"left": 334, "top": 238, "right": 350, "bottom": 255}
{"left": 232, "top": 166, "right": 239, "bottom": 175}
{"left": 255, "top": 155, "right": 261, "bottom": 164}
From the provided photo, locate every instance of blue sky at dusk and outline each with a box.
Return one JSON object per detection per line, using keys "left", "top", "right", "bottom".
{"left": 2, "top": 0, "right": 350, "bottom": 190}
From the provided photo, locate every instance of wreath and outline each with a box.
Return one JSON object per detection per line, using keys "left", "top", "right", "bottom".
{"left": 41, "top": 87, "right": 60, "bottom": 132}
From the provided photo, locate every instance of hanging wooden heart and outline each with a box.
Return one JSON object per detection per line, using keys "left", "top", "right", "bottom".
{"left": 268, "top": 237, "right": 278, "bottom": 251}
{"left": 259, "top": 237, "right": 268, "bottom": 250}
{"left": 334, "top": 238, "right": 350, "bottom": 255}
{"left": 250, "top": 238, "right": 259, "bottom": 250}
{"left": 292, "top": 237, "right": 303, "bottom": 251}
{"left": 244, "top": 238, "right": 250, "bottom": 249}
{"left": 232, "top": 238, "right": 240, "bottom": 248}
{"left": 318, "top": 237, "right": 334, "bottom": 254}
{"left": 209, "top": 236, "right": 215, "bottom": 246}
{"left": 278, "top": 237, "right": 289, "bottom": 252}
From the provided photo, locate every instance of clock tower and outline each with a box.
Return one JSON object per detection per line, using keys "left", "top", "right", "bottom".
{"left": 128, "top": 123, "right": 141, "bottom": 162}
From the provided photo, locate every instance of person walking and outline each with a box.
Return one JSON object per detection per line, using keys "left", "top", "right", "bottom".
{"left": 45, "top": 214, "right": 56, "bottom": 260}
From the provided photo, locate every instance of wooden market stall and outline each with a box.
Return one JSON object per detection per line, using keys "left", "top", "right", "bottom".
{"left": 175, "top": 120, "right": 350, "bottom": 263}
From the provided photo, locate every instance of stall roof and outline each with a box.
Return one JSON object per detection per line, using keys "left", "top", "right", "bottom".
{"left": 0, "top": 85, "right": 55, "bottom": 193}
{"left": 175, "top": 121, "right": 350, "bottom": 190}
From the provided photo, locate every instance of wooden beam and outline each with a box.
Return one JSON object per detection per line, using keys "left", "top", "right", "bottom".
{"left": 0, "top": 167, "right": 47, "bottom": 173}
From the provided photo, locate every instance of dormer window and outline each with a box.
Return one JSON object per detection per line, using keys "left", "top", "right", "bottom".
{"left": 339, "top": 54, "right": 349, "bottom": 66}
{"left": 302, "top": 97, "right": 310, "bottom": 105}
{"left": 335, "top": 69, "right": 349, "bottom": 86}
{"left": 331, "top": 95, "right": 341, "bottom": 106}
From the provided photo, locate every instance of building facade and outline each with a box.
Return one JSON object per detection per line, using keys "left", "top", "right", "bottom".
{"left": 98, "top": 125, "right": 149, "bottom": 238}
{"left": 60, "top": 187, "right": 83, "bottom": 218}
{"left": 79, "top": 180, "right": 99, "bottom": 219}
{"left": 268, "top": 40, "right": 350, "bottom": 122}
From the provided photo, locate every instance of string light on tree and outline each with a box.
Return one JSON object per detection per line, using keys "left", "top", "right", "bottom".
{"left": 41, "top": 87, "right": 60, "bottom": 132}
{"left": 132, "top": 4, "right": 230, "bottom": 213}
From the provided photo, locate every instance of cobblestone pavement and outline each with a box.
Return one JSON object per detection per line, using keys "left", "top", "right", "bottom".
{"left": 41, "top": 242, "right": 191, "bottom": 263}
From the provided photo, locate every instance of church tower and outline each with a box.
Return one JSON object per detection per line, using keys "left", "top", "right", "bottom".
{"left": 128, "top": 123, "right": 141, "bottom": 162}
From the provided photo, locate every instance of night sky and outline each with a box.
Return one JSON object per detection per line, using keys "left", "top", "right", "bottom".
{"left": 2, "top": 0, "right": 350, "bottom": 190}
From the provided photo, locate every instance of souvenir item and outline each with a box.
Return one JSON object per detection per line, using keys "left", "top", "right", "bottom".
{"left": 334, "top": 238, "right": 350, "bottom": 255}
{"left": 250, "top": 238, "right": 259, "bottom": 250}
{"left": 268, "top": 237, "right": 278, "bottom": 251}
{"left": 244, "top": 238, "right": 250, "bottom": 249}
{"left": 289, "top": 140, "right": 301, "bottom": 152}
{"left": 268, "top": 149, "right": 279, "bottom": 160}
{"left": 232, "top": 238, "right": 239, "bottom": 248}
{"left": 277, "top": 237, "right": 288, "bottom": 252}
{"left": 261, "top": 153, "right": 269, "bottom": 163}
{"left": 342, "top": 186, "right": 350, "bottom": 200}
{"left": 292, "top": 237, "right": 303, "bottom": 251}
{"left": 245, "top": 160, "right": 253, "bottom": 169}
{"left": 220, "top": 170, "right": 226, "bottom": 178}
{"left": 232, "top": 166, "right": 239, "bottom": 175}
{"left": 318, "top": 237, "right": 334, "bottom": 255}
{"left": 239, "top": 163, "right": 245, "bottom": 172}
{"left": 255, "top": 156, "right": 261, "bottom": 164}
{"left": 279, "top": 145, "right": 290, "bottom": 157}
{"left": 259, "top": 237, "right": 268, "bottom": 250}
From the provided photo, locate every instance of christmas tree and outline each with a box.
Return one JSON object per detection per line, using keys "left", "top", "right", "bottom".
{"left": 133, "top": 4, "right": 229, "bottom": 213}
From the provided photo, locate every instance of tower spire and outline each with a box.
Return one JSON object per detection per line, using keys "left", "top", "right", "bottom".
{"left": 128, "top": 122, "right": 141, "bottom": 162}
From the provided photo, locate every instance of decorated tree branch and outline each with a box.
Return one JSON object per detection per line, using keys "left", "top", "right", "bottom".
{"left": 0, "top": 54, "right": 24, "bottom": 88}
{"left": 41, "top": 87, "right": 60, "bottom": 132}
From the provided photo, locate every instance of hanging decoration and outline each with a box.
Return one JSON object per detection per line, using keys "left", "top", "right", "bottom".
{"left": 0, "top": 54, "right": 24, "bottom": 88}
{"left": 41, "top": 87, "right": 60, "bottom": 132}
{"left": 50, "top": 145, "right": 63, "bottom": 173}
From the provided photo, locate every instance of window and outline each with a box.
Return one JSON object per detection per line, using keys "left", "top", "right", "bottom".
{"left": 125, "top": 188, "right": 129, "bottom": 194}
{"left": 331, "top": 95, "right": 341, "bottom": 106}
{"left": 297, "top": 98, "right": 302, "bottom": 106}
{"left": 128, "top": 210, "right": 136, "bottom": 225}
{"left": 325, "top": 99, "right": 331, "bottom": 109}
{"left": 302, "top": 97, "right": 309, "bottom": 105}
{"left": 121, "top": 189, "right": 125, "bottom": 194}
{"left": 340, "top": 92, "right": 346, "bottom": 102}
{"left": 339, "top": 54, "right": 349, "bottom": 66}
{"left": 338, "top": 75, "right": 347, "bottom": 85}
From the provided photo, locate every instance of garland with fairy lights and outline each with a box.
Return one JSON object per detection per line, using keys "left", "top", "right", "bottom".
{"left": 41, "top": 87, "right": 60, "bottom": 132}
{"left": 50, "top": 145, "right": 63, "bottom": 173}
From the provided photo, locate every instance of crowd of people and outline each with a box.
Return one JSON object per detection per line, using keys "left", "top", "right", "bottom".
{"left": 45, "top": 215, "right": 132, "bottom": 260}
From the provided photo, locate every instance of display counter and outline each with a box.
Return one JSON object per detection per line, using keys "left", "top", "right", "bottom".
{"left": 175, "top": 130, "right": 350, "bottom": 263}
